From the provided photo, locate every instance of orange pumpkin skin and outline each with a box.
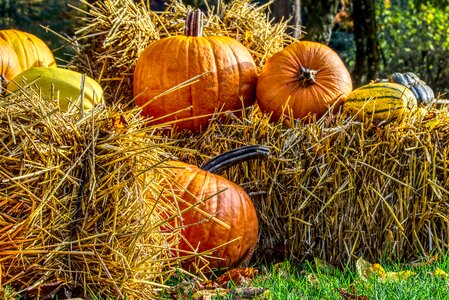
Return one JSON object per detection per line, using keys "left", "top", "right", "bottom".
{"left": 133, "top": 17, "right": 257, "bottom": 132}
{"left": 0, "top": 38, "right": 21, "bottom": 82}
{"left": 0, "top": 30, "right": 56, "bottom": 73}
{"left": 165, "top": 161, "right": 259, "bottom": 269}
{"left": 256, "top": 41, "right": 353, "bottom": 122}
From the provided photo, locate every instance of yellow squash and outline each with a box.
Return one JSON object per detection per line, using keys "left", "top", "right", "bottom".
{"left": 343, "top": 82, "right": 417, "bottom": 121}
{"left": 7, "top": 67, "right": 104, "bottom": 111}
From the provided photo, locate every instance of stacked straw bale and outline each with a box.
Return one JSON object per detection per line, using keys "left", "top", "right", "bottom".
{"left": 169, "top": 107, "right": 449, "bottom": 264}
{"left": 0, "top": 89, "right": 180, "bottom": 299}
{"left": 69, "top": 0, "right": 297, "bottom": 106}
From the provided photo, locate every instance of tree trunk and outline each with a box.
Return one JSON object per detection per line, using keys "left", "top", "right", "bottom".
{"left": 352, "top": 0, "right": 381, "bottom": 86}
{"left": 301, "top": 0, "right": 339, "bottom": 44}
{"left": 271, "top": 0, "right": 301, "bottom": 38}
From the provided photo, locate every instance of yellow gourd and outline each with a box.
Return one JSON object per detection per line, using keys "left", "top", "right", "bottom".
{"left": 7, "top": 67, "right": 104, "bottom": 111}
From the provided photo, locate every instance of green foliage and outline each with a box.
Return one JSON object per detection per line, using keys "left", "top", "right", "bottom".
{"left": 254, "top": 256, "right": 449, "bottom": 299}
{"left": 376, "top": 0, "right": 449, "bottom": 96}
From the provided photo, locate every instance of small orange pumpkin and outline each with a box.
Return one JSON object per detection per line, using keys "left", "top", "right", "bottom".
{"left": 256, "top": 41, "right": 353, "bottom": 123}
{"left": 162, "top": 145, "right": 269, "bottom": 270}
{"left": 0, "top": 29, "right": 56, "bottom": 73}
{"left": 0, "top": 38, "right": 21, "bottom": 84}
{"left": 134, "top": 10, "right": 258, "bottom": 132}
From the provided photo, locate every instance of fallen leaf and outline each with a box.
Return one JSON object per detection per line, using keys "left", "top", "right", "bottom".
{"left": 214, "top": 267, "right": 259, "bottom": 287}
{"left": 411, "top": 255, "right": 439, "bottom": 268}
{"left": 384, "top": 270, "right": 416, "bottom": 282}
{"left": 356, "top": 257, "right": 378, "bottom": 281}
{"left": 230, "top": 287, "right": 269, "bottom": 299}
{"left": 192, "top": 288, "right": 228, "bottom": 300}
{"left": 338, "top": 287, "right": 369, "bottom": 300}
{"left": 433, "top": 268, "right": 449, "bottom": 278}
{"left": 372, "top": 263, "right": 386, "bottom": 279}
{"left": 356, "top": 257, "right": 415, "bottom": 283}
{"left": 307, "top": 273, "right": 319, "bottom": 286}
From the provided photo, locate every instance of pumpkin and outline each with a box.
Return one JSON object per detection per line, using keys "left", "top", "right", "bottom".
{"left": 133, "top": 10, "right": 258, "bottom": 132}
{"left": 0, "top": 29, "right": 56, "bottom": 73}
{"left": 7, "top": 67, "right": 104, "bottom": 111}
{"left": 388, "top": 72, "right": 434, "bottom": 105}
{"left": 256, "top": 41, "right": 353, "bottom": 123}
{"left": 163, "top": 145, "right": 269, "bottom": 270}
{"left": 343, "top": 82, "right": 417, "bottom": 121}
{"left": 0, "top": 38, "right": 21, "bottom": 85}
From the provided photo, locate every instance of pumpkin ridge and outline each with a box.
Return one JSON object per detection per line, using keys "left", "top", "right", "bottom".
{"left": 197, "top": 169, "right": 215, "bottom": 252}
{"left": 177, "top": 166, "right": 201, "bottom": 228}
{"left": 219, "top": 179, "right": 236, "bottom": 265}
{"left": 234, "top": 184, "right": 247, "bottom": 262}
{"left": 222, "top": 38, "right": 242, "bottom": 109}
{"left": 205, "top": 37, "right": 220, "bottom": 119}
{"left": 8, "top": 31, "right": 28, "bottom": 72}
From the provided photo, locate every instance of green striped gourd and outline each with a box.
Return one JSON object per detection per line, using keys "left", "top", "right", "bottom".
{"left": 343, "top": 82, "right": 418, "bottom": 121}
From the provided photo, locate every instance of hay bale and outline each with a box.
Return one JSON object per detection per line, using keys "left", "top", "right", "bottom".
{"left": 69, "top": 0, "right": 298, "bottom": 107}
{"left": 166, "top": 107, "right": 449, "bottom": 265}
{"left": 0, "top": 89, "right": 180, "bottom": 299}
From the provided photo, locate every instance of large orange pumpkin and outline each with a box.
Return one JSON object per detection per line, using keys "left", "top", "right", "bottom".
{"left": 0, "top": 38, "right": 21, "bottom": 85}
{"left": 0, "top": 29, "right": 56, "bottom": 73}
{"left": 162, "top": 145, "right": 269, "bottom": 270}
{"left": 134, "top": 10, "right": 258, "bottom": 132}
{"left": 256, "top": 41, "right": 353, "bottom": 123}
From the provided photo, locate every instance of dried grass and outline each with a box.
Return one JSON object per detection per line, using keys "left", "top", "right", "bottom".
{"left": 0, "top": 89, "right": 181, "bottom": 299}
{"left": 166, "top": 105, "right": 449, "bottom": 265}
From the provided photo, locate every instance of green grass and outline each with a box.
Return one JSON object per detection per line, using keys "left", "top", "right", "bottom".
{"left": 251, "top": 256, "right": 449, "bottom": 300}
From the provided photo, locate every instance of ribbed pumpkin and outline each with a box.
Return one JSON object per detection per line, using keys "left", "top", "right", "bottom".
{"left": 162, "top": 145, "right": 269, "bottom": 270}
{"left": 7, "top": 67, "right": 104, "bottom": 111}
{"left": 0, "top": 29, "right": 56, "bottom": 73}
{"left": 343, "top": 82, "right": 418, "bottom": 121}
{"left": 388, "top": 72, "right": 434, "bottom": 105}
{"left": 0, "top": 38, "right": 21, "bottom": 84}
{"left": 256, "top": 41, "right": 353, "bottom": 123}
{"left": 133, "top": 10, "right": 257, "bottom": 132}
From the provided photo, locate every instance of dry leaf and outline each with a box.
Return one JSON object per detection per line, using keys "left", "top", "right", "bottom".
{"left": 411, "top": 255, "right": 439, "bottom": 268}
{"left": 384, "top": 270, "right": 416, "bottom": 282}
{"left": 433, "top": 268, "right": 449, "bottom": 278}
{"left": 231, "top": 287, "right": 269, "bottom": 299}
{"left": 214, "top": 268, "right": 259, "bottom": 287}
{"left": 338, "top": 287, "right": 369, "bottom": 300}
{"left": 192, "top": 288, "right": 228, "bottom": 299}
{"left": 356, "top": 257, "right": 378, "bottom": 281}
{"left": 356, "top": 257, "right": 416, "bottom": 283}
{"left": 307, "top": 273, "right": 319, "bottom": 286}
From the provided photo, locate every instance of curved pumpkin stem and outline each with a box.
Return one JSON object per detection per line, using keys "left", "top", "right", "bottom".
{"left": 185, "top": 9, "right": 203, "bottom": 37}
{"left": 297, "top": 66, "right": 318, "bottom": 87}
{"left": 201, "top": 145, "right": 270, "bottom": 174}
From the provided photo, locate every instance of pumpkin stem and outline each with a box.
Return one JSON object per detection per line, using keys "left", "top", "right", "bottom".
{"left": 297, "top": 66, "right": 318, "bottom": 87}
{"left": 185, "top": 9, "right": 203, "bottom": 37}
{"left": 201, "top": 145, "right": 270, "bottom": 174}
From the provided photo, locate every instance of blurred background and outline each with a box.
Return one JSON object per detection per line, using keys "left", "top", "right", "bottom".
{"left": 1, "top": 0, "right": 448, "bottom": 94}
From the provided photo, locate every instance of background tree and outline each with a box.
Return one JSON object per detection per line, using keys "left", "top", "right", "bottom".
{"left": 351, "top": 0, "right": 381, "bottom": 85}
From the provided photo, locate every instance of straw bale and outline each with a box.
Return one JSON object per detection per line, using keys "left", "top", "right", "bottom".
{"left": 69, "top": 0, "right": 298, "bottom": 107}
{"left": 0, "top": 89, "right": 181, "bottom": 299}
{"left": 166, "top": 106, "right": 449, "bottom": 265}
